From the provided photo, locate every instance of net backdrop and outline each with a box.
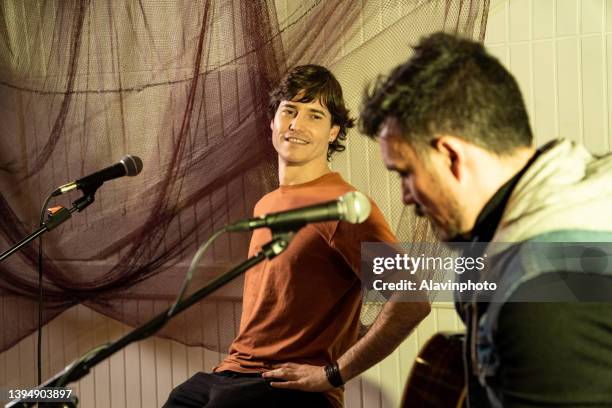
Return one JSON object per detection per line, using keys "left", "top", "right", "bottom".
{"left": 0, "top": 0, "right": 488, "bottom": 354}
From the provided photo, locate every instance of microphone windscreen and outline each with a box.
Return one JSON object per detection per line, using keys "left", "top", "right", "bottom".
{"left": 122, "top": 155, "right": 144, "bottom": 176}
{"left": 338, "top": 191, "right": 371, "bottom": 224}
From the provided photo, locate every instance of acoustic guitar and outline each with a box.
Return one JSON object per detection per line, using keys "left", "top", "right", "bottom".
{"left": 400, "top": 332, "right": 467, "bottom": 408}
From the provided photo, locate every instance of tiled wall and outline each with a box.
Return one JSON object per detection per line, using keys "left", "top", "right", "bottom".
{"left": 484, "top": 0, "right": 612, "bottom": 153}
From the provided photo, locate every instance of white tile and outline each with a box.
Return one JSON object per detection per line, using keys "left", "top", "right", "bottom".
{"left": 581, "top": 36, "right": 608, "bottom": 153}
{"left": 485, "top": 0, "right": 508, "bottom": 44}
{"left": 533, "top": 41, "right": 557, "bottom": 144}
{"left": 607, "top": 0, "right": 612, "bottom": 31}
{"left": 532, "top": 0, "right": 554, "bottom": 39}
{"left": 510, "top": 43, "right": 534, "bottom": 119}
{"left": 557, "top": 0, "right": 579, "bottom": 36}
{"left": 489, "top": 0, "right": 509, "bottom": 7}
{"left": 556, "top": 38, "right": 582, "bottom": 143}
{"left": 509, "top": 0, "right": 530, "bottom": 42}
{"left": 607, "top": 34, "right": 612, "bottom": 150}
{"left": 582, "top": 0, "right": 605, "bottom": 34}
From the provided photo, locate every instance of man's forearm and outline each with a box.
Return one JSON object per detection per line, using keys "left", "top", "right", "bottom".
{"left": 337, "top": 300, "right": 430, "bottom": 382}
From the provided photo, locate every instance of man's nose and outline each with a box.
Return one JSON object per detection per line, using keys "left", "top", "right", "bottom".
{"left": 402, "top": 187, "right": 415, "bottom": 206}
{"left": 289, "top": 113, "right": 304, "bottom": 131}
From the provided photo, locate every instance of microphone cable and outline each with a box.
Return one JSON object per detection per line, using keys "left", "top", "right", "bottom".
{"left": 166, "top": 227, "right": 229, "bottom": 319}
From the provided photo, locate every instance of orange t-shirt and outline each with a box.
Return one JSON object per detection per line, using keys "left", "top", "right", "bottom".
{"left": 215, "top": 172, "right": 396, "bottom": 407}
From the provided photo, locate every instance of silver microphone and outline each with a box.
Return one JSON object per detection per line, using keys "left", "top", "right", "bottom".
{"left": 227, "top": 191, "right": 371, "bottom": 231}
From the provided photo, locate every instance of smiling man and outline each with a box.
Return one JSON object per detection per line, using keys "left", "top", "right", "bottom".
{"left": 163, "top": 65, "right": 430, "bottom": 408}
{"left": 360, "top": 33, "right": 612, "bottom": 407}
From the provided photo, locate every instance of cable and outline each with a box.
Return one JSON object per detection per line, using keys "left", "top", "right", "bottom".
{"left": 167, "top": 227, "right": 229, "bottom": 318}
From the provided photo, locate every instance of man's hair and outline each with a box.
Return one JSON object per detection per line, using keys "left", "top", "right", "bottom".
{"left": 269, "top": 64, "right": 355, "bottom": 160}
{"left": 360, "top": 32, "right": 533, "bottom": 154}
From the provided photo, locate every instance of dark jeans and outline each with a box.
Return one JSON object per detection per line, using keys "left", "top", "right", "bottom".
{"left": 163, "top": 371, "right": 333, "bottom": 408}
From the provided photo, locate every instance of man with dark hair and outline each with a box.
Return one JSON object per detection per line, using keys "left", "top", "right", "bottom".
{"left": 164, "top": 65, "right": 430, "bottom": 407}
{"left": 361, "top": 32, "right": 612, "bottom": 407}
{"left": 267, "top": 64, "right": 354, "bottom": 161}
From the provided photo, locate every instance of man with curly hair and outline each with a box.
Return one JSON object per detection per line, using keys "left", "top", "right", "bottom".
{"left": 164, "top": 65, "right": 430, "bottom": 408}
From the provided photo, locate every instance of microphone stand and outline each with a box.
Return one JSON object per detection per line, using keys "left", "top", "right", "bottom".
{"left": 5, "top": 229, "right": 295, "bottom": 408}
{"left": 1, "top": 188, "right": 98, "bottom": 404}
{"left": 0, "top": 193, "right": 96, "bottom": 263}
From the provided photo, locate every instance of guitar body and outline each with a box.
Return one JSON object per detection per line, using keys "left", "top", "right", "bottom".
{"left": 401, "top": 332, "right": 467, "bottom": 408}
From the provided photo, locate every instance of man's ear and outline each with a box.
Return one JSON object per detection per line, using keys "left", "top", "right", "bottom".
{"left": 432, "top": 135, "right": 466, "bottom": 181}
{"left": 329, "top": 125, "right": 340, "bottom": 143}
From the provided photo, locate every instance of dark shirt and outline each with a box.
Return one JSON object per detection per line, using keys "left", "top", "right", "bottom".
{"left": 461, "top": 143, "right": 612, "bottom": 407}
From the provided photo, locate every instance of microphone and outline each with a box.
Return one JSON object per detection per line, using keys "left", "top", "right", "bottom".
{"left": 51, "top": 155, "right": 143, "bottom": 196}
{"left": 227, "top": 191, "right": 372, "bottom": 232}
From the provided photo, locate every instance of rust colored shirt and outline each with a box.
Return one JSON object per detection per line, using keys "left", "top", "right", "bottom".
{"left": 215, "top": 172, "right": 396, "bottom": 407}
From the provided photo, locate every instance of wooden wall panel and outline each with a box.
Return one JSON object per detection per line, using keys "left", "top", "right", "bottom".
{"left": 0, "top": 302, "right": 463, "bottom": 407}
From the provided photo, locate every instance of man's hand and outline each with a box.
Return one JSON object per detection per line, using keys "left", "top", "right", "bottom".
{"left": 262, "top": 363, "right": 332, "bottom": 392}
